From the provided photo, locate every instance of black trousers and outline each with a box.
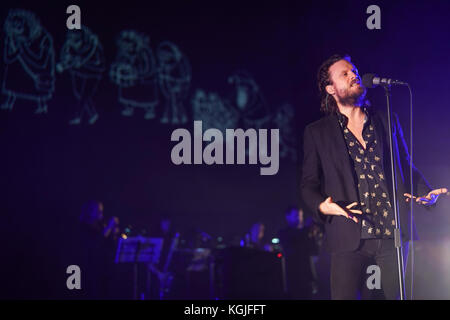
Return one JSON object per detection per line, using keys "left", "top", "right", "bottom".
{"left": 330, "top": 238, "right": 405, "bottom": 300}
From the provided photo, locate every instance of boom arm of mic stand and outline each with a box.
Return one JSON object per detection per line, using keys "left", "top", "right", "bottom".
{"left": 384, "top": 85, "right": 406, "bottom": 300}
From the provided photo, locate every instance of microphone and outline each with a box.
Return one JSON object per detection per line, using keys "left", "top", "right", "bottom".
{"left": 362, "top": 73, "right": 408, "bottom": 88}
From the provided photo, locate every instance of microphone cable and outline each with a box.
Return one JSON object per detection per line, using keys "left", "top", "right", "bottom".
{"left": 407, "top": 83, "right": 414, "bottom": 300}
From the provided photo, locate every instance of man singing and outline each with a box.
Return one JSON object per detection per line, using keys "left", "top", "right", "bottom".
{"left": 300, "top": 54, "right": 447, "bottom": 300}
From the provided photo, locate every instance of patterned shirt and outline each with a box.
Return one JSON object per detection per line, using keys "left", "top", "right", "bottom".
{"left": 336, "top": 108, "right": 395, "bottom": 239}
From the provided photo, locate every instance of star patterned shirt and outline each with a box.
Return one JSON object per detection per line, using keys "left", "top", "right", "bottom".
{"left": 336, "top": 108, "right": 395, "bottom": 239}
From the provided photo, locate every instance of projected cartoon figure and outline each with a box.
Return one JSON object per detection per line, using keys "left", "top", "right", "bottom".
{"left": 56, "top": 26, "right": 105, "bottom": 125}
{"left": 109, "top": 30, "right": 158, "bottom": 119}
{"left": 272, "top": 103, "right": 297, "bottom": 161}
{"left": 1, "top": 9, "right": 55, "bottom": 114}
{"left": 157, "top": 41, "right": 191, "bottom": 124}
{"left": 191, "top": 89, "right": 238, "bottom": 132}
{"left": 226, "top": 71, "right": 271, "bottom": 129}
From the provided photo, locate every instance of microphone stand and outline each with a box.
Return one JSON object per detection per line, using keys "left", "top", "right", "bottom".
{"left": 384, "top": 85, "right": 406, "bottom": 300}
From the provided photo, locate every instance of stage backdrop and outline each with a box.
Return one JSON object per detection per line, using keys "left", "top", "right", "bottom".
{"left": 1, "top": 0, "right": 449, "bottom": 299}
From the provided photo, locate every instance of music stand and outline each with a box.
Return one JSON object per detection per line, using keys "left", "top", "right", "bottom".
{"left": 115, "top": 236, "right": 163, "bottom": 299}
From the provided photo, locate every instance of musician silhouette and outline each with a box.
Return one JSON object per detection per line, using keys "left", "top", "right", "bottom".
{"left": 244, "top": 222, "right": 273, "bottom": 252}
{"left": 78, "top": 200, "right": 120, "bottom": 299}
{"left": 277, "top": 207, "right": 322, "bottom": 299}
{"left": 147, "top": 215, "right": 181, "bottom": 299}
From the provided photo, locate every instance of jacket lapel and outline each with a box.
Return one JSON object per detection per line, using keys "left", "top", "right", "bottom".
{"left": 321, "top": 114, "right": 361, "bottom": 202}
{"left": 327, "top": 113, "right": 350, "bottom": 166}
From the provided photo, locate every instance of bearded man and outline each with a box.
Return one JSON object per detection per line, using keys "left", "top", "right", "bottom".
{"left": 300, "top": 54, "right": 447, "bottom": 299}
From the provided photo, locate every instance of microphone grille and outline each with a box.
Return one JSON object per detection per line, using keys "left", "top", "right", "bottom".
{"left": 362, "top": 73, "right": 376, "bottom": 88}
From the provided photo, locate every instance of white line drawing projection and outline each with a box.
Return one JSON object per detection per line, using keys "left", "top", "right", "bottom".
{"left": 227, "top": 71, "right": 271, "bottom": 130}
{"left": 109, "top": 30, "right": 159, "bottom": 120}
{"left": 192, "top": 73, "right": 297, "bottom": 162}
{"left": 1, "top": 9, "right": 55, "bottom": 114}
{"left": 272, "top": 103, "right": 297, "bottom": 162}
{"left": 57, "top": 26, "right": 105, "bottom": 125}
{"left": 191, "top": 89, "right": 238, "bottom": 132}
{"left": 157, "top": 41, "right": 191, "bottom": 124}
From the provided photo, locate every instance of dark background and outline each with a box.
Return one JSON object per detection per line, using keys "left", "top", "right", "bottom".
{"left": 1, "top": 0, "right": 449, "bottom": 299}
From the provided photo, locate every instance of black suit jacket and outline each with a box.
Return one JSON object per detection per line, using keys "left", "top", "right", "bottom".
{"left": 300, "top": 107, "right": 432, "bottom": 253}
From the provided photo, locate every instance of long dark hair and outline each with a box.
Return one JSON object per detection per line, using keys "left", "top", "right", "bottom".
{"left": 317, "top": 54, "right": 371, "bottom": 115}
{"left": 317, "top": 54, "right": 352, "bottom": 114}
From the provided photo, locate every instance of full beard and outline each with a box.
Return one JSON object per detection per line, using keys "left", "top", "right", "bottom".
{"left": 337, "top": 85, "right": 367, "bottom": 107}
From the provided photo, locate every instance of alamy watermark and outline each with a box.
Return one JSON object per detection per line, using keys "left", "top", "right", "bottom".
{"left": 66, "top": 5, "right": 81, "bottom": 30}
{"left": 366, "top": 5, "right": 381, "bottom": 30}
{"left": 66, "top": 265, "right": 81, "bottom": 290}
{"left": 366, "top": 265, "right": 381, "bottom": 290}
{"left": 170, "top": 121, "right": 280, "bottom": 175}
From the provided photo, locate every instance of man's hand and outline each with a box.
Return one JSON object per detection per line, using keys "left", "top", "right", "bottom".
{"left": 404, "top": 187, "right": 448, "bottom": 206}
{"left": 319, "top": 196, "right": 362, "bottom": 223}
